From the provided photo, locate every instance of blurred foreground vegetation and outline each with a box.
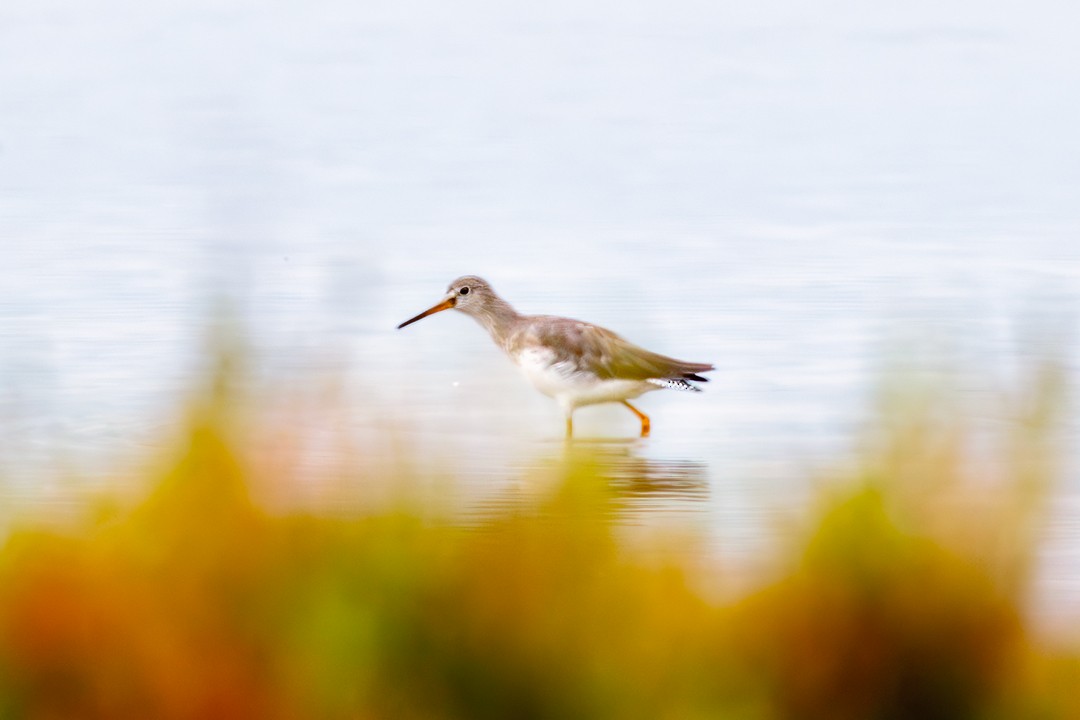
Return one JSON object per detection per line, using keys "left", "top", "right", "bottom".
{"left": 0, "top": 366, "right": 1078, "bottom": 719}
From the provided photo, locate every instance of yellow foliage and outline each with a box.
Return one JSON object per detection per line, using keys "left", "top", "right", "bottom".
{"left": 0, "top": 368, "right": 1077, "bottom": 719}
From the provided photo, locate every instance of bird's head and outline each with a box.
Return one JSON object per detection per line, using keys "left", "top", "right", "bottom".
{"left": 397, "top": 275, "right": 497, "bottom": 329}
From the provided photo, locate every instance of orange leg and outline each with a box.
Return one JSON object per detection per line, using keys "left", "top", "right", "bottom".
{"left": 565, "top": 414, "right": 574, "bottom": 439}
{"left": 621, "top": 400, "right": 651, "bottom": 437}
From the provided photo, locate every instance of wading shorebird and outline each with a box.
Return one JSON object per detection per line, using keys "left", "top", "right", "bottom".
{"left": 397, "top": 276, "right": 713, "bottom": 438}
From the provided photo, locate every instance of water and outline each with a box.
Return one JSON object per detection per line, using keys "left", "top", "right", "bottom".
{"left": 2, "top": 0, "right": 1079, "bottom": 625}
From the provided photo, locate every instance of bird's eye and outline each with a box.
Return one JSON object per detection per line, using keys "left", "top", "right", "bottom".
{"left": 459, "top": 287, "right": 470, "bottom": 295}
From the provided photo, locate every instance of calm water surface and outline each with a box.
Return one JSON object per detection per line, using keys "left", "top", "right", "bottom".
{"left": 1, "top": 0, "right": 1079, "bottom": 626}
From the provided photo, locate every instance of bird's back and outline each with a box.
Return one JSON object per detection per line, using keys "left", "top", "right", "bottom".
{"left": 506, "top": 315, "right": 712, "bottom": 385}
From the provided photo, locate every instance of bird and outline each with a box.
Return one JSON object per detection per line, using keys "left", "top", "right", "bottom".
{"left": 396, "top": 276, "right": 713, "bottom": 438}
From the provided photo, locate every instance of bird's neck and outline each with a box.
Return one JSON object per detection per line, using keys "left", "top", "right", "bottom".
{"left": 467, "top": 297, "right": 522, "bottom": 349}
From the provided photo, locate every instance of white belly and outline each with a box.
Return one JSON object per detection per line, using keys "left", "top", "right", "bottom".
{"left": 514, "top": 347, "right": 657, "bottom": 412}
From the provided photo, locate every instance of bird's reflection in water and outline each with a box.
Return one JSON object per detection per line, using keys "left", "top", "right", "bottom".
{"left": 578, "top": 440, "right": 708, "bottom": 510}
{"left": 463, "top": 439, "right": 708, "bottom": 526}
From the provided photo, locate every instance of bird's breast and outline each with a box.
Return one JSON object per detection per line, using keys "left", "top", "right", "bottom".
{"left": 514, "top": 346, "right": 579, "bottom": 398}
{"left": 512, "top": 346, "right": 655, "bottom": 409}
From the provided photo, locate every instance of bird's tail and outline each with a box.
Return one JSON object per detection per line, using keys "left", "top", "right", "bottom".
{"left": 648, "top": 378, "right": 703, "bottom": 392}
{"left": 678, "top": 361, "right": 714, "bottom": 385}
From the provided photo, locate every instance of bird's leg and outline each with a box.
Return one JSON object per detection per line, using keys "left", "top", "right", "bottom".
{"left": 565, "top": 413, "right": 574, "bottom": 440}
{"left": 621, "top": 400, "right": 651, "bottom": 437}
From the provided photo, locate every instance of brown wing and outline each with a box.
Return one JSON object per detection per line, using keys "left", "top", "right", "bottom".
{"left": 530, "top": 317, "right": 713, "bottom": 382}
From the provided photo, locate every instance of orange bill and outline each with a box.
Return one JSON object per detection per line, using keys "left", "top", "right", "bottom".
{"left": 397, "top": 297, "right": 455, "bottom": 329}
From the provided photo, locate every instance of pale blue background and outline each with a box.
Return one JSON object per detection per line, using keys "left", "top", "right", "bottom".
{"left": 1, "top": 0, "right": 1079, "bottom": 624}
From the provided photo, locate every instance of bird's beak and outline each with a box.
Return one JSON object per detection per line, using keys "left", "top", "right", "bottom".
{"left": 397, "top": 296, "right": 456, "bottom": 329}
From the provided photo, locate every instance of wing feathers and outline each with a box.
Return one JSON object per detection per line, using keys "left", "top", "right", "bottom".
{"left": 527, "top": 318, "right": 713, "bottom": 386}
